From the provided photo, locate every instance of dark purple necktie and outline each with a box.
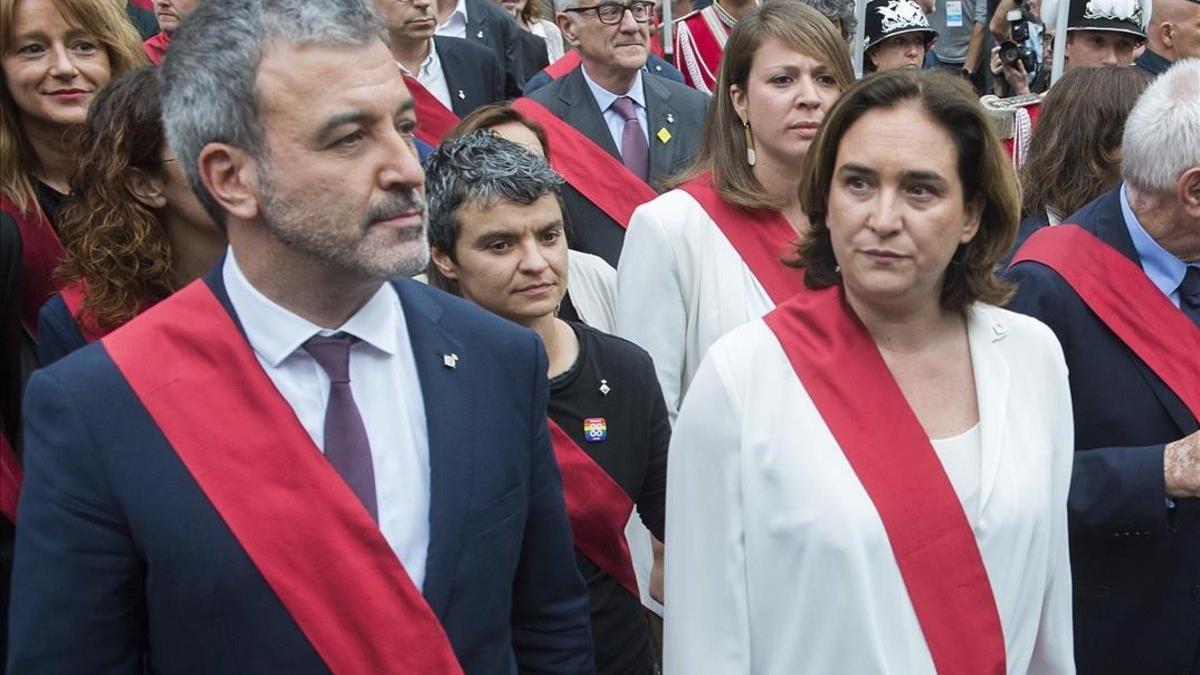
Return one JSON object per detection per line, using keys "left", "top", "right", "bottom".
{"left": 611, "top": 95, "right": 649, "bottom": 182}
{"left": 1180, "top": 266, "right": 1200, "bottom": 329}
{"left": 303, "top": 334, "right": 378, "bottom": 521}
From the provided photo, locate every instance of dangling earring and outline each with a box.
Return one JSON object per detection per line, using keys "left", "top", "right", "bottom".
{"left": 742, "top": 117, "right": 756, "bottom": 167}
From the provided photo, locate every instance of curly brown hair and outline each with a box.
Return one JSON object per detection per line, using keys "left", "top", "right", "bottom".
{"left": 795, "top": 70, "right": 1020, "bottom": 312}
{"left": 55, "top": 67, "right": 176, "bottom": 330}
{"left": 1019, "top": 65, "right": 1148, "bottom": 220}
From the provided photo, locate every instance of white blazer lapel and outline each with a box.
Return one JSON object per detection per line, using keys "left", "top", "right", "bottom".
{"left": 966, "top": 303, "right": 1011, "bottom": 517}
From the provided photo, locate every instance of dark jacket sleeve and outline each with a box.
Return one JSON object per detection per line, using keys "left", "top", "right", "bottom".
{"left": 509, "top": 336, "right": 596, "bottom": 674}
{"left": 36, "top": 293, "right": 87, "bottom": 367}
{"left": 6, "top": 367, "right": 145, "bottom": 674}
{"left": 1005, "top": 261, "right": 1177, "bottom": 536}
{"left": 636, "top": 352, "right": 669, "bottom": 541}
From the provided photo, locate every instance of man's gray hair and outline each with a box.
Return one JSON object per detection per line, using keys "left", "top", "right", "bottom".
{"left": 160, "top": 0, "right": 389, "bottom": 226}
{"left": 554, "top": 0, "right": 580, "bottom": 16}
{"left": 425, "top": 131, "right": 565, "bottom": 259}
{"left": 802, "top": 0, "right": 857, "bottom": 43}
{"left": 1121, "top": 58, "right": 1200, "bottom": 194}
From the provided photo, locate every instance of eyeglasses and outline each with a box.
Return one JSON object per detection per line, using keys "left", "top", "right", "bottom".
{"left": 564, "top": 1, "right": 655, "bottom": 24}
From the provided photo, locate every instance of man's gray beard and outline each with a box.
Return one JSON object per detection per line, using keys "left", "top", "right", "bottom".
{"left": 258, "top": 167, "right": 430, "bottom": 280}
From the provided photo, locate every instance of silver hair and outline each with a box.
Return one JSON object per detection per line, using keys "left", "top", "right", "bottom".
{"left": 159, "top": 0, "right": 389, "bottom": 226}
{"left": 801, "top": 0, "right": 857, "bottom": 43}
{"left": 1121, "top": 59, "right": 1200, "bottom": 194}
{"left": 425, "top": 131, "right": 565, "bottom": 258}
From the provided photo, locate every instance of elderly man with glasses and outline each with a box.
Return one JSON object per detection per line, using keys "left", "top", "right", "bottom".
{"left": 522, "top": 0, "right": 709, "bottom": 267}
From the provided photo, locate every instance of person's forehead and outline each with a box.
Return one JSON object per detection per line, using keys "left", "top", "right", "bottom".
{"left": 461, "top": 194, "right": 561, "bottom": 230}
{"left": 255, "top": 39, "right": 403, "bottom": 121}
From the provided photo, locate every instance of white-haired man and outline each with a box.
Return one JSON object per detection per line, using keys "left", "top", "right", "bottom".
{"left": 1006, "top": 59, "right": 1200, "bottom": 675}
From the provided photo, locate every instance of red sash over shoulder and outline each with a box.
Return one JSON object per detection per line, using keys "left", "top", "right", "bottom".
{"left": 405, "top": 75, "right": 461, "bottom": 147}
{"left": 546, "top": 418, "right": 640, "bottom": 598}
{"left": 2, "top": 194, "right": 64, "bottom": 335}
{"left": 0, "top": 433, "right": 21, "bottom": 523}
{"left": 103, "top": 282, "right": 464, "bottom": 674}
{"left": 679, "top": 172, "right": 805, "bottom": 305}
{"left": 1011, "top": 224, "right": 1200, "bottom": 416}
{"left": 763, "top": 287, "right": 1006, "bottom": 675}
{"left": 59, "top": 281, "right": 113, "bottom": 343}
{"left": 512, "top": 97, "right": 657, "bottom": 229}
{"left": 543, "top": 49, "right": 582, "bottom": 81}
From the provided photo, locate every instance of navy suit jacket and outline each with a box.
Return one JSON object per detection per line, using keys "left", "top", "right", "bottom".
{"left": 8, "top": 269, "right": 595, "bottom": 674}
{"left": 525, "top": 67, "right": 708, "bottom": 267}
{"left": 34, "top": 292, "right": 86, "bottom": 368}
{"left": 1005, "top": 188, "right": 1200, "bottom": 675}
{"left": 433, "top": 35, "right": 506, "bottom": 118}
{"left": 462, "top": 0, "right": 527, "bottom": 97}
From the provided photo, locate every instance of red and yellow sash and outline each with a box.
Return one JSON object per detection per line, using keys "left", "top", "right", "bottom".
{"left": 512, "top": 97, "right": 657, "bottom": 229}
{"left": 405, "top": 75, "right": 460, "bottom": 147}
{"left": 0, "top": 433, "right": 20, "bottom": 523}
{"left": 763, "top": 287, "right": 1006, "bottom": 675}
{"left": 2, "top": 195, "right": 64, "bottom": 336}
{"left": 546, "top": 417, "right": 640, "bottom": 598}
{"left": 103, "top": 281, "right": 464, "bottom": 674}
{"left": 1011, "top": 224, "right": 1200, "bottom": 416}
{"left": 679, "top": 172, "right": 806, "bottom": 305}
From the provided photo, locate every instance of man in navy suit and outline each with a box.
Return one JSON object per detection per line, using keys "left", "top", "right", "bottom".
{"left": 6, "top": 0, "right": 594, "bottom": 672}
{"left": 1006, "top": 60, "right": 1200, "bottom": 675}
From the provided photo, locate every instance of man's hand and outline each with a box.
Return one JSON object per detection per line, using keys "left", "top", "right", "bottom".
{"left": 1165, "top": 430, "right": 1200, "bottom": 498}
{"left": 990, "top": 45, "right": 1031, "bottom": 95}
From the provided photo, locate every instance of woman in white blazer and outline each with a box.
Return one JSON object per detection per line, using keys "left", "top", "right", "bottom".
{"left": 616, "top": 1, "right": 854, "bottom": 422}
{"left": 664, "top": 71, "right": 1075, "bottom": 674}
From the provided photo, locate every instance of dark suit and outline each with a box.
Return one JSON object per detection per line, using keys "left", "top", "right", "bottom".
{"left": 459, "top": 0, "right": 528, "bottom": 96}
{"left": 516, "top": 30, "right": 551, "bottom": 87}
{"left": 433, "top": 35, "right": 506, "bottom": 118}
{"left": 1005, "top": 187, "right": 1200, "bottom": 675}
{"left": 1134, "top": 47, "right": 1172, "bottom": 79}
{"left": 35, "top": 293, "right": 86, "bottom": 368}
{"left": 526, "top": 67, "right": 708, "bottom": 266}
{"left": 8, "top": 268, "right": 596, "bottom": 674}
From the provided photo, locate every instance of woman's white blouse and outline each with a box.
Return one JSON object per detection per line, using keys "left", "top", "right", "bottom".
{"left": 617, "top": 189, "right": 778, "bottom": 423}
{"left": 663, "top": 304, "right": 1076, "bottom": 675}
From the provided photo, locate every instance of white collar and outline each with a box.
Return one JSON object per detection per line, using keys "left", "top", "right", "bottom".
{"left": 580, "top": 63, "right": 646, "bottom": 112}
{"left": 396, "top": 39, "right": 440, "bottom": 77}
{"left": 222, "top": 248, "right": 403, "bottom": 368}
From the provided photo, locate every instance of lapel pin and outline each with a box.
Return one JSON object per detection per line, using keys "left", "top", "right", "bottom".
{"left": 443, "top": 353, "right": 459, "bottom": 369}
{"left": 656, "top": 127, "right": 672, "bottom": 144}
{"left": 457, "top": 89, "right": 466, "bottom": 99}
{"left": 666, "top": 113, "right": 674, "bottom": 123}
{"left": 584, "top": 417, "right": 608, "bottom": 442}
{"left": 476, "top": 30, "right": 484, "bottom": 39}
{"left": 599, "top": 379, "right": 611, "bottom": 396}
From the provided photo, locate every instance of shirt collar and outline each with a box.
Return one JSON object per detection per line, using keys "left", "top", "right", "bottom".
{"left": 396, "top": 39, "right": 440, "bottom": 78}
{"left": 580, "top": 64, "right": 646, "bottom": 112}
{"left": 1120, "top": 183, "right": 1189, "bottom": 299}
{"left": 449, "top": 0, "right": 468, "bottom": 23}
{"left": 222, "top": 248, "right": 402, "bottom": 368}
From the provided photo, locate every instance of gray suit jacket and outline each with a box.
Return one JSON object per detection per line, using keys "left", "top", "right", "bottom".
{"left": 526, "top": 67, "right": 708, "bottom": 266}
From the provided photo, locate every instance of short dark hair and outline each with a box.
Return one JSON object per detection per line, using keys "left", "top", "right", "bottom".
{"left": 796, "top": 70, "right": 1020, "bottom": 312}
{"left": 424, "top": 132, "right": 564, "bottom": 288}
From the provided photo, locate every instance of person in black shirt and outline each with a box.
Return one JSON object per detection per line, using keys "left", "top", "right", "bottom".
{"left": 425, "top": 131, "right": 669, "bottom": 675}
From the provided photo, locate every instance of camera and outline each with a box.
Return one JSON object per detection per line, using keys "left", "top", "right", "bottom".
{"left": 999, "top": 7, "right": 1037, "bottom": 72}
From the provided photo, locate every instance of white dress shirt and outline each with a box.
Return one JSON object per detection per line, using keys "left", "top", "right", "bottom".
{"left": 222, "top": 250, "right": 432, "bottom": 589}
{"left": 437, "top": 0, "right": 469, "bottom": 39}
{"left": 397, "top": 40, "right": 453, "bottom": 111}
{"left": 581, "top": 64, "right": 650, "bottom": 149}
{"left": 664, "top": 304, "right": 1076, "bottom": 674}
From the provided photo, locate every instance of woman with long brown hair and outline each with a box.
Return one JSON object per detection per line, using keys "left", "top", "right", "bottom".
{"left": 1, "top": 0, "right": 145, "bottom": 338}
{"left": 1016, "top": 65, "right": 1148, "bottom": 242}
{"left": 616, "top": 0, "right": 853, "bottom": 422}
{"left": 37, "top": 66, "right": 223, "bottom": 365}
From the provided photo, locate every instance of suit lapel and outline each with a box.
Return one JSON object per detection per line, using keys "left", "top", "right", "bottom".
{"left": 643, "top": 74, "right": 683, "bottom": 185}
{"left": 966, "top": 304, "right": 1009, "bottom": 517}
{"left": 464, "top": 0, "right": 488, "bottom": 44}
{"left": 1086, "top": 189, "right": 1195, "bottom": 434}
{"left": 433, "top": 37, "right": 470, "bottom": 117}
{"left": 559, "top": 69, "right": 622, "bottom": 160}
{"left": 391, "top": 279, "right": 473, "bottom": 617}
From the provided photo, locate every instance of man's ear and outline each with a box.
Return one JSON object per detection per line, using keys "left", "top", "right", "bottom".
{"left": 1177, "top": 166, "right": 1200, "bottom": 219}
{"left": 557, "top": 12, "right": 581, "bottom": 47}
{"left": 197, "top": 143, "right": 261, "bottom": 223}
{"left": 125, "top": 167, "right": 168, "bottom": 210}
{"left": 430, "top": 244, "right": 460, "bottom": 280}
